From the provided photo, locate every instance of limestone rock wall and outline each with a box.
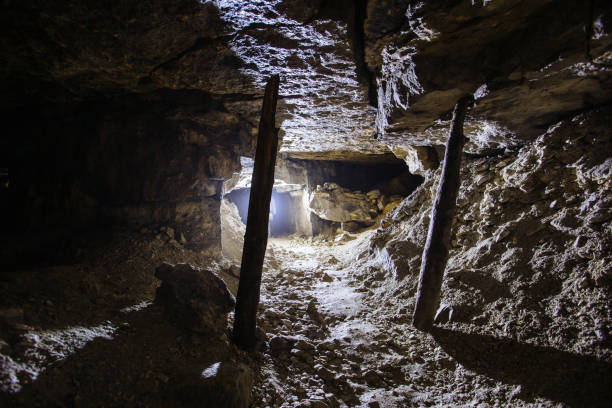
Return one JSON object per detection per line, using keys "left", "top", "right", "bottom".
{"left": 4, "top": 91, "right": 253, "bottom": 252}
{"left": 1, "top": 0, "right": 261, "bottom": 255}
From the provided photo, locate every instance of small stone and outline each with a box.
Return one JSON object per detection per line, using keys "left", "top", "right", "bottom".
{"left": 553, "top": 303, "right": 567, "bottom": 317}
{"left": 323, "top": 182, "right": 340, "bottom": 190}
{"left": 317, "top": 341, "right": 335, "bottom": 352}
{"left": 316, "top": 365, "right": 335, "bottom": 382}
{"left": 588, "top": 208, "right": 612, "bottom": 224}
{"left": 495, "top": 228, "right": 510, "bottom": 243}
{"left": 293, "top": 348, "right": 314, "bottom": 364}
{"left": 307, "top": 300, "right": 324, "bottom": 324}
{"left": 434, "top": 303, "right": 454, "bottom": 324}
{"left": 362, "top": 370, "right": 383, "bottom": 387}
{"left": 595, "top": 328, "right": 607, "bottom": 342}
{"left": 475, "top": 173, "right": 492, "bottom": 186}
{"left": 476, "top": 162, "right": 489, "bottom": 172}
{"left": 295, "top": 340, "right": 315, "bottom": 351}
{"left": 269, "top": 335, "right": 298, "bottom": 356}
{"left": 574, "top": 235, "right": 587, "bottom": 248}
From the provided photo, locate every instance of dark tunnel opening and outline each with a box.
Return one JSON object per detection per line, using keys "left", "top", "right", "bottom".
{"left": 224, "top": 156, "right": 424, "bottom": 239}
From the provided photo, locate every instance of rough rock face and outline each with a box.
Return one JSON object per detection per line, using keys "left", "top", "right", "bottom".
{"left": 365, "top": 0, "right": 612, "bottom": 154}
{"left": 1, "top": 0, "right": 259, "bottom": 255}
{"left": 214, "top": 0, "right": 386, "bottom": 158}
{"left": 1, "top": 1, "right": 233, "bottom": 97}
{"left": 391, "top": 145, "right": 440, "bottom": 176}
{"left": 155, "top": 262, "right": 235, "bottom": 334}
{"left": 5, "top": 93, "right": 245, "bottom": 252}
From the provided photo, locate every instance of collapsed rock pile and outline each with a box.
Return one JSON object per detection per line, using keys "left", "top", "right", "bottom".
{"left": 309, "top": 183, "right": 402, "bottom": 232}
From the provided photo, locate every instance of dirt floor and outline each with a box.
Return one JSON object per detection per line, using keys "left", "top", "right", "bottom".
{"left": 253, "top": 233, "right": 611, "bottom": 407}
{"left": 1, "top": 221, "right": 611, "bottom": 407}
{"left": 0, "top": 229, "right": 249, "bottom": 407}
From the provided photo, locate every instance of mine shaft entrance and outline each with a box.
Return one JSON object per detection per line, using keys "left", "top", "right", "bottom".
{"left": 220, "top": 154, "right": 424, "bottom": 262}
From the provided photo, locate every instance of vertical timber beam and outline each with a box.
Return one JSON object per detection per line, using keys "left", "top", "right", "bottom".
{"left": 233, "top": 75, "right": 280, "bottom": 349}
{"left": 412, "top": 94, "right": 474, "bottom": 332}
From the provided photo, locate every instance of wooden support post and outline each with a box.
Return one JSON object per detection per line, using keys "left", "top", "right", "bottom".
{"left": 233, "top": 75, "right": 280, "bottom": 349}
{"left": 412, "top": 94, "right": 474, "bottom": 332}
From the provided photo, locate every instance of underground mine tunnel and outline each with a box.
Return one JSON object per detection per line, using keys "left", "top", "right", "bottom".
{"left": 1, "top": 0, "right": 611, "bottom": 407}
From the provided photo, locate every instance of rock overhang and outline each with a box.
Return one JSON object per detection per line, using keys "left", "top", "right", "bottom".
{"left": 2, "top": 0, "right": 611, "bottom": 164}
{"left": 366, "top": 0, "right": 612, "bottom": 154}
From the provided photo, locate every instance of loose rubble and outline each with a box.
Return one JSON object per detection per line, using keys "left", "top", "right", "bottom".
{"left": 309, "top": 182, "right": 403, "bottom": 233}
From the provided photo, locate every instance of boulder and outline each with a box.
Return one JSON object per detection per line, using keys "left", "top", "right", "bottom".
{"left": 155, "top": 263, "right": 235, "bottom": 334}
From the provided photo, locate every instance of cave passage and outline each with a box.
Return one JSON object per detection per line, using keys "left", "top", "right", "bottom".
{"left": 223, "top": 157, "right": 424, "bottom": 240}
{"left": 226, "top": 189, "right": 296, "bottom": 237}
{"left": 1, "top": 0, "right": 611, "bottom": 406}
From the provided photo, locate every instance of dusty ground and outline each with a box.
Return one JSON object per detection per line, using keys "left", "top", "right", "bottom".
{"left": 0, "top": 228, "right": 250, "bottom": 407}
{"left": 252, "top": 232, "right": 611, "bottom": 408}
{"left": 250, "top": 109, "right": 612, "bottom": 407}
{"left": 0, "top": 222, "right": 610, "bottom": 407}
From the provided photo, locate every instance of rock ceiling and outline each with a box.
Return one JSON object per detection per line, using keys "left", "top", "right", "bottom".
{"left": 1, "top": 0, "right": 611, "bottom": 160}
{"left": 215, "top": 0, "right": 385, "bottom": 159}
{"left": 214, "top": 0, "right": 611, "bottom": 158}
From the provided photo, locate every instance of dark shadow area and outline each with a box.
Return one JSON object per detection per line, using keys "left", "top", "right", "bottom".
{"left": 0, "top": 305, "right": 234, "bottom": 408}
{"left": 432, "top": 327, "right": 612, "bottom": 407}
{"left": 285, "top": 157, "right": 423, "bottom": 195}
